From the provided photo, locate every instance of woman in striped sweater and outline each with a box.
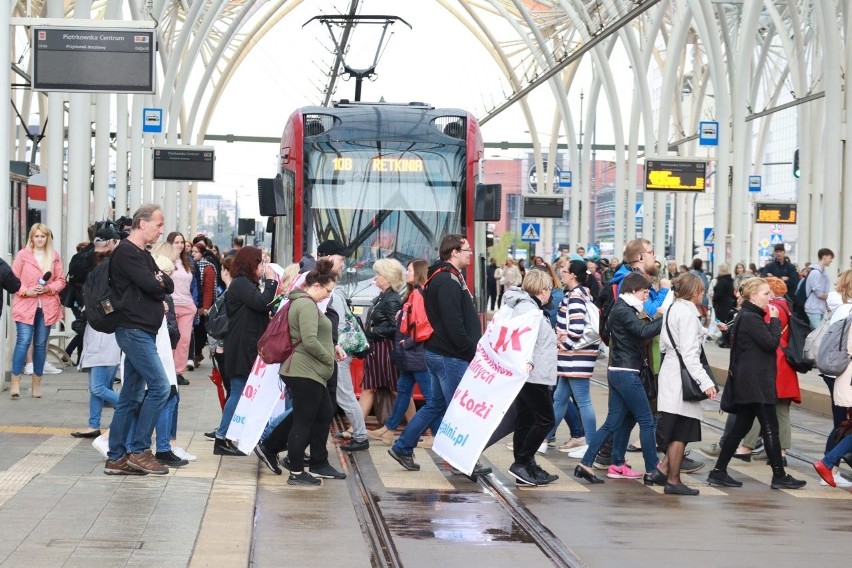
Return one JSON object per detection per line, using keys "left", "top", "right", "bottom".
{"left": 550, "top": 260, "right": 599, "bottom": 455}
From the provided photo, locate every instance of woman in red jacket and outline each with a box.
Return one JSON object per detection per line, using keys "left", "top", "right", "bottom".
{"left": 10, "top": 224, "right": 66, "bottom": 398}
{"left": 732, "top": 276, "right": 800, "bottom": 463}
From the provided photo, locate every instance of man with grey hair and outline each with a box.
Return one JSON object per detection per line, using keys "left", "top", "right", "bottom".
{"left": 104, "top": 204, "right": 174, "bottom": 476}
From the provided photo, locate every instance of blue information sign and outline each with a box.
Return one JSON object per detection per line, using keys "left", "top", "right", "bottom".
{"left": 748, "top": 175, "right": 761, "bottom": 192}
{"left": 143, "top": 108, "right": 163, "bottom": 133}
{"left": 521, "top": 223, "right": 541, "bottom": 242}
{"left": 699, "top": 121, "right": 719, "bottom": 146}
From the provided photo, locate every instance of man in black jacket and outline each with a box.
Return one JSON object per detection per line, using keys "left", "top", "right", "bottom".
{"left": 389, "top": 234, "right": 491, "bottom": 475}
{"left": 105, "top": 204, "right": 175, "bottom": 476}
{"left": 0, "top": 257, "right": 22, "bottom": 317}
{"left": 760, "top": 243, "right": 799, "bottom": 299}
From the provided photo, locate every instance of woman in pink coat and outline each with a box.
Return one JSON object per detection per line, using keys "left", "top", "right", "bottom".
{"left": 10, "top": 224, "right": 66, "bottom": 398}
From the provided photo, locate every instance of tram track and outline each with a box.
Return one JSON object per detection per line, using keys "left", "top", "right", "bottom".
{"left": 478, "top": 475, "right": 587, "bottom": 567}
{"left": 332, "top": 375, "right": 833, "bottom": 567}
{"left": 333, "top": 415, "right": 584, "bottom": 567}
{"left": 333, "top": 416, "right": 403, "bottom": 568}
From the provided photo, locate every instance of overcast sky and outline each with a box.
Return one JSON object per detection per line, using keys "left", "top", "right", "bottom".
{"left": 203, "top": 0, "right": 601, "bottom": 217}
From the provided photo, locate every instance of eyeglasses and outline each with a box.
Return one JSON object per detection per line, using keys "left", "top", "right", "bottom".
{"left": 458, "top": 248, "right": 472, "bottom": 253}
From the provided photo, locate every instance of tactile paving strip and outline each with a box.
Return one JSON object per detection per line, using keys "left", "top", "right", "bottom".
{"left": 0, "top": 435, "right": 80, "bottom": 506}
{"left": 729, "top": 462, "right": 852, "bottom": 499}
{"left": 370, "top": 446, "right": 454, "bottom": 490}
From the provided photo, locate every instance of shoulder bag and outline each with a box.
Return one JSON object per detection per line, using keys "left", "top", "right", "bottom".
{"left": 664, "top": 304, "right": 717, "bottom": 401}
{"left": 719, "top": 319, "right": 739, "bottom": 413}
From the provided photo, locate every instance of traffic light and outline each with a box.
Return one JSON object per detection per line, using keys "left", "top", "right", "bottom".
{"left": 486, "top": 223, "right": 495, "bottom": 248}
{"left": 793, "top": 149, "right": 800, "bottom": 178}
{"left": 693, "top": 245, "right": 701, "bottom": 258}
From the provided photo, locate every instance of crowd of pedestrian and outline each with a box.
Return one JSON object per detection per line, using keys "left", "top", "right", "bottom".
{"left": 8, "top": 211, "right": 850, "bottom": 494}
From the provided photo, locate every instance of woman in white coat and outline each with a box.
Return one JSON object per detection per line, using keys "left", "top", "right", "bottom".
{"left": 653, "top": 273, "right": 717, "bottom": 495}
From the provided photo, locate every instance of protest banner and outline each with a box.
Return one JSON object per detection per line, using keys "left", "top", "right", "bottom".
{"left": 227, "top": 356, "right": 286, "bottom": 454}
{"left": 225, "top": 272, "right": 324, "bottom": 454}
{"left": 432, "top": 307, "right": 541, "bottom": 475}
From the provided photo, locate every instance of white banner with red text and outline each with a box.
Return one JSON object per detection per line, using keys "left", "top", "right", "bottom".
{"left": 226, "top": 356, "right": 288, "bottom": 454}
{"left": 432, "top": 307, "right": 541, "bottom": 475}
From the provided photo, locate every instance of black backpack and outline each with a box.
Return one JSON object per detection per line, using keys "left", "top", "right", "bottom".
{"left": 82, "top": 259, "right": 120, "bottom": 333}
{"left": 206, "top": 291, "right": 229, "bottom": 340}
{"left": 792, "top": 277, "right": 809, "bottom": 321}
{"left": 596, "top": 281, "right": 619, "bottom": 346}
{"left": 779, "top": 301, "right": 815, "bottom": 373}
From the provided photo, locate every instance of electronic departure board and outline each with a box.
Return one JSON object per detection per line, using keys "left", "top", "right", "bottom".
{"left": 153, "top": 147, "right": 215, "bottom": 182}
{"left": 523, "top": 196, "right": 565, "bottom": 219}
{"left": 33, "top": 27, "right": 156, "bottom": 93}
{"left": 645, "top": 159, "right": 707, "bottom": 192}
{"left": 755, "top": 203, "right": 797, "bottom": 224}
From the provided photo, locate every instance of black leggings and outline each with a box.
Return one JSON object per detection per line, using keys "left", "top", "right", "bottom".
{"left": 715, "top": 403, "right": 785, "bottom": 476}
{"left": 279, "top": 377, "right": 332, "bottom": 472}
{"left": 513, "top": 383, "right": 556, "bottom": 464}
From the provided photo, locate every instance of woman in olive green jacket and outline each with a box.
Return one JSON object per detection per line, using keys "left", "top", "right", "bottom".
{"left": 271, "top": 259, "right": 345, "bottom": 486}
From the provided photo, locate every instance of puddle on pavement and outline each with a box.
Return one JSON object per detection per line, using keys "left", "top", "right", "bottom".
{"left": 380, "top": 490, "right": 535, "bottom": 543}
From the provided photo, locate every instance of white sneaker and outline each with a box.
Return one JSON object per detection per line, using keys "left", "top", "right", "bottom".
{"left": 505, "top": 441, "right": 514, "bottom": 451}
{"left": 172, "top": 446, "right": 197, "bottom": 461}
{"left": 537, "top": 442, "right": 548, "bottom": 454}
{"left": 821, "top": 473, "right": 852, "bottom": 488}
{"left": 24, "top": 362, "right": 33, "bottom": 375}
{"left": 92, "top": 436, "right": 109, "bottom": 459}
{"left": 567, "top": 445, "right": 589, "bottom": 459}
{"left": 42, "top": 362, "right": 63, "bottom": 374}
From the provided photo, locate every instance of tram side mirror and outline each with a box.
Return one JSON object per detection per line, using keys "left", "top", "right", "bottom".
{"left": 474, "top": 183, "right": 502, "bottom": 221}
{"left": 257, "top": 177, "right": 286, "bottom": 216}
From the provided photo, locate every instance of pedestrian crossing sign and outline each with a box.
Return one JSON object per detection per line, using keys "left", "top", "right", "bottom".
{"left": 521, "top": 223, "right": 541, "bottom": 242}
{"left": 770, "top": 233, "right": 783, "bottom": 245}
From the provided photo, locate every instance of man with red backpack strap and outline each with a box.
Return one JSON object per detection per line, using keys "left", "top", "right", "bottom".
{"left": 388, "top": 234, "right": 491, "bottom": 477}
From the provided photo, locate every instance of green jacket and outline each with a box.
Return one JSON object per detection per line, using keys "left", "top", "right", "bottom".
{"left": 280, "top": 289, "right": 335, "bottom": 385}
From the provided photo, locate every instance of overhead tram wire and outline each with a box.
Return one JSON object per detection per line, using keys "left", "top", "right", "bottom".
{"left": 320, "top": 0, "right": 361, "bottom": 107}
{"left": 478, "top": 0, "right": 661, "bottom": 126}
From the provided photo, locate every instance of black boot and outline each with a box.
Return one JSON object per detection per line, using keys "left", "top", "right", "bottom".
{"left": 214, "top": 437, "right": 245, "bottom": 456}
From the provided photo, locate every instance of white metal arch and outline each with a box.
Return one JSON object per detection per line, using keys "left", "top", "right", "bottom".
{"left": 8, "top": 0, "right": 852, "bottom": 273}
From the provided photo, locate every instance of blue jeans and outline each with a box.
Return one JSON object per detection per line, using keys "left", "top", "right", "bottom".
{"left": 261, "top": 408, "right": 292, "bottom": 442}
{"left": 88, "top": 365, "right": 119, "bottom": 430}
{"left": 108, "top": 327, "right": 171, "bottom": 460}
{"left": 385, "top": 369, "right": 441, "bottom": 434}
{"left": 392, "top": 352, "right": 468, "bottom": 456}
{"left": 217, "top": 376, "right": 247, "bottom": 438}
{"left": 12, "top": 308, "right": 49, "bottom": 376}
{"left": 581, "top": 369, "right": 658, "bottom": 473}
{"left": 156, "top": 389, "right": 178, "bottom": 453}
{"left": 807, "top": 311, "right": 824, "bottom": 330}
{"left": 822, "top": 434, "right": 852, "bottom": 469}
{"left": 549, "top": 378, "right": 595, "bottom": 441}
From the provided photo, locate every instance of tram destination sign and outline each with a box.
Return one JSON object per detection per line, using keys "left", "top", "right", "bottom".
{"left": 644, "top": 158, "right": 707, "bottom": 192}
{"left": 153, "top": 147, "right": 215, "bottom": 182}
{"left": 755, "top": 203, "right": 797, "bottom": 224}
{"left": 523, "top": 196, "right": 564, "bottom": 219}
{"left": 32, "top": 27, "right": 156, "bottom": 93}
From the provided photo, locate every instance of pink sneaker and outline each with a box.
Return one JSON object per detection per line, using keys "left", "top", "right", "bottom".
{"left": 607, "top": 463, "right": 642, "bottom": 479}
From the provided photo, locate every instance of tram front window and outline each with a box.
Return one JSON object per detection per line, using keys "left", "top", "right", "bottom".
{"left": 305, "top": 144, "right": 466, "bottom": 297}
